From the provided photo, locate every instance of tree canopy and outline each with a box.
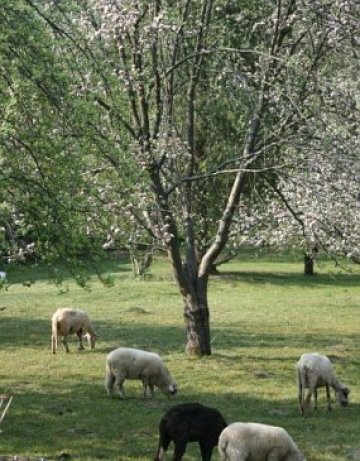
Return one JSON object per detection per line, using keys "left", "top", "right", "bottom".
{"left": 1, "top": 0, "right": 359, "bottom": 353}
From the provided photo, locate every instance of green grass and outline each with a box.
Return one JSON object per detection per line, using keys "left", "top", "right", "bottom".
{"left": 0, "top": 252, "right": 359, "bottom": 460}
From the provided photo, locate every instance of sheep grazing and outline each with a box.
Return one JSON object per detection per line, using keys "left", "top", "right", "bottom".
{"left": 51, "top": 308, "right": 98, "bottom": 354}
{"left": 296, "top": 352, "right": 350, "bottom": 416}
{"left": 154, "top": 402, "right": 227, "bottom": 461}
{"left": 218, "top": 422, "right": 306, "bottom": 461}
{"left": 105, "top": 347, "right": 177, "bottom": 399}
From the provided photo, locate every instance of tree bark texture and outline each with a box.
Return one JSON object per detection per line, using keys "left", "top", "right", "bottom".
{"left": 184, "top": 304, "right": 211, "bottom": 356}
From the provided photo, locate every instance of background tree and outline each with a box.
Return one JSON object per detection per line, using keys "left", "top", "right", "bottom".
{"left": 230, "top": 0, "right": 360, "bottom": 273}
{"left": 0, "top": 0, "right": 116, "bottom": 282}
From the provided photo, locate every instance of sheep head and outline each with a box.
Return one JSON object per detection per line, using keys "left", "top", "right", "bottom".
{"left": 158, "top": 367, "right": 178, "bottom": 396}
{"left": 84, "top": 332, "right": 98, "bottom": 349}
{"left": 336, "top": 384, "right": 350, "bottom": 407}
{"left": 168, "top": 383, "right": 178, "bottom": 395}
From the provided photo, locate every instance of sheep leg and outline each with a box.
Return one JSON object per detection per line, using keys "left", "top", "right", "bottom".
{"left": 114, "top": 375, "right": 126, "bottom": 399}
{"left": 51, "top": 334, "right": 57, "bottom": 354}
{"left": 142, "top": 380, "right": 155, "bottom": 399}
{"left": 105, "top": 371, "right": 116, "bottom": 397}
{"left": 298, "top": 373, "right": 304, "bottom": 416}
{"left": 199, "top": 442, "right": 213, "bottom": 461}
{"left": 299, "top": 368, "right": 311, "bottom": 416}
{"left": 314, "top": 387, "right": 318, "bottom": 410}
{"left": 85, "top": 333, "right": 92, "bottom": 348}
{"left": 305, "top": 389, "right": 313, "bottom": 411}
{"left": 149, "top": 384, "right": 155, "bottom": 398}
{"left": 154, "top": 446, "right": 166, "bottom": 461}
{"left": 172, "top": 440, "right": 187, "bottom": 461}
{"left": 155, "top": 422, "right": 171, "bottom": 461}
{"left": 305, "top": 372, "right": 318, "bottom": 414}
{"left": 326, "top": 384, "right": 332, "bottom": 411}
{"left": 61, "top": 336, "right": 70, "bottom": 353}
{"left": 142, "top": 382, "right": 148, "bottom": 399}
{"left": 77, "top": 329, "right": 84, "bottom": 351}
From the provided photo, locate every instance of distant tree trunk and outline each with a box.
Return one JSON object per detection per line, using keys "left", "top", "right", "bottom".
{"left": 304, "top": 245, "right": 318, "bottom": 275}
{"left": 129, "top": 245, "right": 153, "bottom": 279}
{"left": 304, "top": 254, "right": 314, "bottom": 275}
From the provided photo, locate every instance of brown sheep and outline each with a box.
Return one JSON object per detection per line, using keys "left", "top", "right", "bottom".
{"left": 51, "top": 308, "right": 98, "bottom": 354}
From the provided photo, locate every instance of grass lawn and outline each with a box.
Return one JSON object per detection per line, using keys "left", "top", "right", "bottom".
{"left": 0, "top": 251, "right": 359, "bottom": 460}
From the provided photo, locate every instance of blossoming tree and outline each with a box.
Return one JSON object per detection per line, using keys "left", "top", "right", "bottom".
{"left": 2, "top": 0, "right": 359, "bottom": 354}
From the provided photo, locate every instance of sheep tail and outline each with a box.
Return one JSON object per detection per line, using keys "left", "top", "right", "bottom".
{"left": 104, "top": 363, "right": 115, "bottom": 396}
{"left": 218, "top": 436, "right": 229, "bottom": 460}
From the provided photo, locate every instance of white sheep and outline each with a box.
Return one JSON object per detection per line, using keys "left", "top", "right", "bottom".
{"left": 51, "top": 308, "right": 98, "bottom": 354}
{"left": 104, "top": 347, "right": 178, "bottom": 399}
{"left": 296, "top": 352, "right": 350, "bottom": 416}
{"left": 218, "top": 422, "right": 306, "bottom": 461}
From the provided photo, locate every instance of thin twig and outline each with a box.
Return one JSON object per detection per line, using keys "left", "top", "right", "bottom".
{"left": 0, "top": 396, "right": 13, "bottom": 425}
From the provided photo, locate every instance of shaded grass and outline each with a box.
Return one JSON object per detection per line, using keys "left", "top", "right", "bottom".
{"left": 0, "top": 253, "right": 359, "bottom": 460}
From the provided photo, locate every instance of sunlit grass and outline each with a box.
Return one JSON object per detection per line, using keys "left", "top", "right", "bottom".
{"left": 0, "top": 252, "right": 359, "bottom": 460}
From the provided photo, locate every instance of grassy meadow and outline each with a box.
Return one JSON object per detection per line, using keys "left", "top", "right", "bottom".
{"left": 0, "top": 251, "right": 359, "bottom": 460}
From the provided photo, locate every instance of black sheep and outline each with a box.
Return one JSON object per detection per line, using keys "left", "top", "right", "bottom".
{"left": 154, "top": 402, "right": 227, "bottom": 461}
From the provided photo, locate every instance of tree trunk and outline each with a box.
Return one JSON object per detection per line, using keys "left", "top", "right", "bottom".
{"left": 304, "top": 255, "right": 314, "bottom": 275}
{"left": 184, "top": 304, "right": 211, "bottom": 355}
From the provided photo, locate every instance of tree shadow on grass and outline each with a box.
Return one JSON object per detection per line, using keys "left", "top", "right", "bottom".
{"left": 214, "top": 270, "right": 360, "bottom": 288}
{"left": 0, "top": 315, "right": 358, "bottom": 357}
{"left": 214, "top": 330, "right": 360, "bottom": 352}
{"left": 1, "top": 309, "right": 358, "bottom": 459}
{"left": 0, "top": 315, "right": 185, "bottom": 353}
{"left": 1, "top": 380, "right": 359, "bottom": 461}
{"left": 2, "top": 258, "right": 132, "bottom": 287}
